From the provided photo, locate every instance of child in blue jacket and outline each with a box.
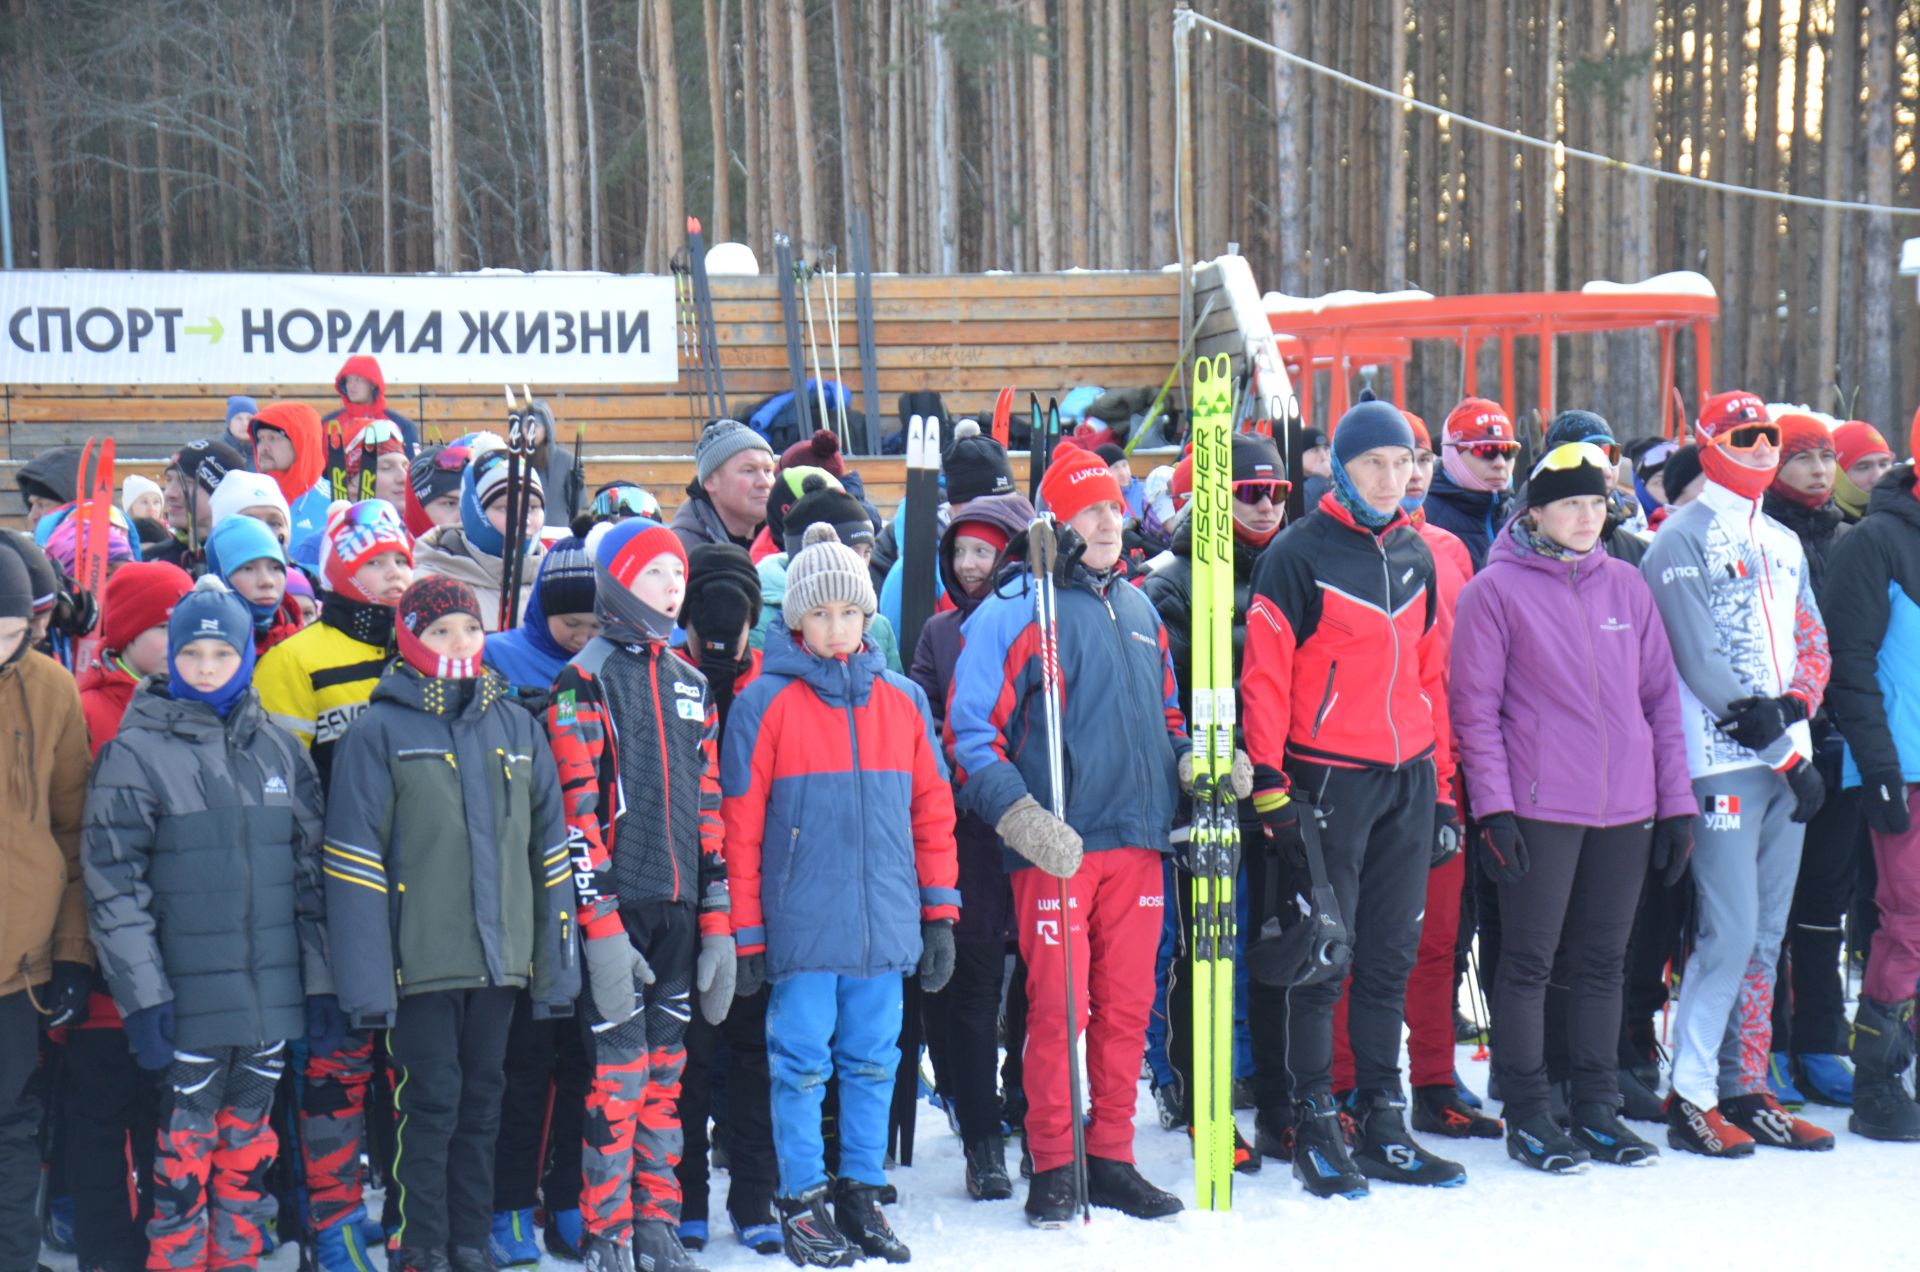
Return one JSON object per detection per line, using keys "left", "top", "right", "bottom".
{"left": 721, "top": 523, "right": 960, "bottom": 1268}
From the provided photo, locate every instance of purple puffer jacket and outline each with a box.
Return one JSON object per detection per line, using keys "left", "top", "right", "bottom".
{"left": 1449, "top": 519, "right": 1695, "bottom": 828}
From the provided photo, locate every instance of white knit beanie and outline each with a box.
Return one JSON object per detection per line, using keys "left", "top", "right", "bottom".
{"left": 782, "top": 522, "right": 876, "bottom": 626}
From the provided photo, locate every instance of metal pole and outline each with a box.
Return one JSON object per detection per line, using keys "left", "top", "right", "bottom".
{"left": 0, "top": 86, "right": 14, "bottom": 269}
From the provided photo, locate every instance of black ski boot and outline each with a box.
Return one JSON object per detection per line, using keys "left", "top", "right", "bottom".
{"left": 964, "top": 1137, "right": 1014, "bottom": 1201}
{"left": 1568, "top": 1101, "right": 1659, "bottom": 1165}
{"left": 1348, "top": 1089, "right": 1467, "bottom": 1188}
{"left": 1718, "top": 1092, "right": 1835, "bottom": 1151}
{"left": 1085, "top": 1157, "right": 1182, "bottom": 1220}
{"left": 1410, "top": 1084, "right": 1503, "bottom": 1139}
{"left": 447, "top": 1247, "right": 496, "bottom": 1272}
{"left": 632, "top": 1220, "right": 703, "bottom": 1272}
{"left": 831, "top": 1179, "right": 909, "bottom": 1263}
{"left": 1153, "top": 1082, "right": 1186, "bottom": 1131}
{"left": 1617, "top": 1065, "right": 1667, "bottom": 1122}
{"left": 1849, "top": 996, "right": 1920, "bottom": 1142}
{"left": 775, "top": 1185, "right": 858, "bottom": 1268}
{"left": 1024, "top": 1165, "right": 1080, "bottom": 1229}
{"left": 1664, "top": 1094, "right": 1755, "bottom": 1158}
{"left": 1505, "top": 1110, "right": 1590, "bottom": 1174}
{"left": 1289, "top": 1096, "right": 1368, "bottom": 1198}
{"left": 1254, "top": 1106, "right": 1296, "bottom": 1162}
{"left": 392, "top": 1251, "right": 453, "bottom": 1272}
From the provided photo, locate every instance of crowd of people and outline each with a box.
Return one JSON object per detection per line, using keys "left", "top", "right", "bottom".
{"left": 4, "top": 354, "right": 1920, "bottom": 1272}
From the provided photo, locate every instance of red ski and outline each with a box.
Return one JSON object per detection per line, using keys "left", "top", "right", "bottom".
{"left": 71, "top": 437, "right": 116, "bottom": 674}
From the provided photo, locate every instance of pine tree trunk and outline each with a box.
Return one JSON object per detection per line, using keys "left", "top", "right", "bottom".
{"left": 1862, "top": 0, "right": 1896, "bottom": 433}
{"left": 1815, "top": 0, "right": 1856, "bottom": 396}
{"left": 558, "top": 0, "right": 584, "bottom": 269}
{"left": 705, "top": 0, "right": 733, "bottom": 240}
{"left": 380, "top": 0, "right": 394, "bottom": 272}
{"left": 1744, "top": 0, "right": 1781, "bottom": 394}
{"left": 1618, "top": 0, "right": 1656, "bottom": 430}
{"left": 1147, "top": 0, "right": 1173, "bottom": 264}
{"left": 581, "top": 0, "right": 604, "bottom": 269}
{"left": 1063, "top": 0, "right": 1089, "bottom": 266}
{"left": 743, "top": 1, "right": 764, "bottom": 251}
{"left": 787, "top": 0, "right": 820, "bottom": 249}
{"left": 1383, "top": 0, "right": 1408, "bottom": 288}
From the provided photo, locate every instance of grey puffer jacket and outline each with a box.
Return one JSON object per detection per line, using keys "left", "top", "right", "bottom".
{"left": 83, "top": 682, "right": 327, "bottom": 1050}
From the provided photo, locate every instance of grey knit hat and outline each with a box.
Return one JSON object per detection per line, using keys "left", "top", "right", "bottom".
{"left": 695, "top": 419, "right": 774, "bottom": 485}
{"left": 782, "top": 522, "right": 876, "bottom": 626}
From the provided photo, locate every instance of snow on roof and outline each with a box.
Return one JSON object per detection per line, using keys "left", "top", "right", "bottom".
{"left": 1262, "top": 288, "right": 1437, "bottom": 312}
{"left": 1580, "top": 270, "right": 1718, "bottom": 299}
{"left": 1766, "top": 402, "right": 1842, "bottom": 432}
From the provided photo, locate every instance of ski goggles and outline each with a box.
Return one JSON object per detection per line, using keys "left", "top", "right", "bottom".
{"left": 1720, "top": 423, "right": 1781, "bottom": 451}
{"left": 1231, "top": 479, "right": 1292, "bottom": 505}
{"left": 1569, "top": 434, "right": 1621, "bottom": 463}
{"left": 589, "top": 485, "right": 661, "bottom": 522}
{"left": 1461, "top": 441, "right": 1521, "bottom": 461}
{"left": 1528, "top": 441, "right": 1614, "bottom": 481}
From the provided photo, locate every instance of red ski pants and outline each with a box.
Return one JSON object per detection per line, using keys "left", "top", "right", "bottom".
{"left": 1013, "top": 847, "right": 1162, "bottom": 1174}
{"left": 1332, "top": 851, "right": 1464, "bottom": 1092}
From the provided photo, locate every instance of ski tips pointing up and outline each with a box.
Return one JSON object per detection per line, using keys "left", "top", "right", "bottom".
{"left": 687, "top": 216, "right": 702, "bottom": 235}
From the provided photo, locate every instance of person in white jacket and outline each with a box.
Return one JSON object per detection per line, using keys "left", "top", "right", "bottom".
{"left": 1641, "top": 389, "right": 1833, "bottom": 1159}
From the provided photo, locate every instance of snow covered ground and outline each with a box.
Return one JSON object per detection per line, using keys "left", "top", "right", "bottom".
{"left": 42, "top": 1042, "right": 1911, "bottom": 1272}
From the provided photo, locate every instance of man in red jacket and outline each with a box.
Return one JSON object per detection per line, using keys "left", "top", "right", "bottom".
{"left": 1241, "top": 398, "right": 1462, "bottom": 1198}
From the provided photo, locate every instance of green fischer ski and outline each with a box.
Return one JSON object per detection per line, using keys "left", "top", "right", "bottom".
{"left": 1189, "top": 352, "right": 1238, "bottom": 1210}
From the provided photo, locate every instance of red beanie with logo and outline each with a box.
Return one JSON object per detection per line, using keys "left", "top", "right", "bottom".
{"left": 1039, "top": 444, "right": 1123, "bottom": 522}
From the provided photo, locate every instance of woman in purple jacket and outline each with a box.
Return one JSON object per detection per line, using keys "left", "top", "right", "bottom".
{"left": 1450, "top": 442, "right": 1697, "bottom": 1174}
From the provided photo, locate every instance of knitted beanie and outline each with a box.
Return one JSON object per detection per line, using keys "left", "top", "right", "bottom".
{"left": 1545, "top": 408, "right": 1615, "bottom": 452}
{"left": 782, "top": 481, "right": 873, "bottom": 557}
{"left": 1774, "top": 412, "right": 1834, "bottom": 463}
{"left": 320, "top": 499, "right": 413, "bottom": 600}
{"left": 1834, "top": 420, "right": 1893, "bottom": 472}
{"left": 536, "top": 536, "right": 597, "bottom": 618}
{"left": 396, "top": 575, "right": 485, "bottom": 679}
{"left": 1524, "top": 444, "right": 1612, "bottom": 508}
{"left": 210, "top": 470, "right": 291, "bottom": 529}
{"left": 1333, "top": 400, "right": 1418, "bottom": 465}
{"left": 780, "top": 428, "right": 847, "bottom": 478}
{"left": 765, "top": 466, "right": 842, "bottom": 549}
{"left": 1695, "top": 390, "right": 1771, "bottom": 443}
{"left": 783, "top": 523, "right": 876, "bottom": 625}
{"left": 943, "top": 419, "right": 1016, "bottom": 505}
{"left": 1038, "top": 443, "right": 1123, "bottom": 522}
{"left": 168, "top": 574, "right": 253, "bottom": 658}
{"left": 0, "top": 544, "right": 31, "bottom": 623}
{"left": 226, "top": 395, "right": 258, "bottom": 428}
{"left": 471, "top": 448, "right": 546, "bottom": 512}
{"left": 204, "top": 514, "right": 287, "bottom": 582}
{"left": 682, "top": 543, "right": 762, "bottom": 652}
{"left": 695, "top": 419, "right": 774, "bottom": 485}
{"left": 174, "top": 437, "right": 249, "bottom": 498}
{"left": 122, "top": 473, "right": 163, "bottom": 513}
{"left": 103, "top": 560, "right": 193, "bottom": 651}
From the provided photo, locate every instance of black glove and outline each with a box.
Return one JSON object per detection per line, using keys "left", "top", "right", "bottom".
{"left": 735, "top": 951, "right": 767, "bottom": 1000}
{"left": 1649, "top": 815, "right": 1695, "bottom": 888}
{"left": 1253, "top": 789, "right": 1307, "bottom": 873}
{"left": 1473, "top": 812, "right": 1529, "bottom": 885}
{"left": 1715, "top": 695, "right": 1807, "bottom": 752}
{"left": 122, "top": 1002, "right": 175, "bottom": 1072}
{"left": 1862, "top": 770, "right": 1912, "bottom": 836}
{"left": 1783, "top": 757, "right": 1826, "bottom": 824}
{"left": 1432, "top": 803, "right": 1461, "bottom": 869}
{"left": 43, "top": 961, "right": 91, "bottom": 1029}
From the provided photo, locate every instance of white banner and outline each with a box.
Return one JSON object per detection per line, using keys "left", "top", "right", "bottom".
{"left": 0, "top": 270, "right": 679, "bottom": 385}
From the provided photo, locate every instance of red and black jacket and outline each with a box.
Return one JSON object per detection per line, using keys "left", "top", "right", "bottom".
{"left": 547, "top": 636, "right": 728, "bottom": 941}
{"left": 1241, "top": 493, "right": 1454, "bottom": 799}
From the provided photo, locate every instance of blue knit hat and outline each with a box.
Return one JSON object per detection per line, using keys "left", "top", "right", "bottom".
{"left": 167, "top": 576, "right": 257, "bottom": 717}
{"left": 1329, "top": 399, "right": 1416, "bottom": 530}
{"left": 226, "top": 395, "right": 258, "bottom": 427}
{"left": 204, "top": 514, "right": 286, "bottom": 581}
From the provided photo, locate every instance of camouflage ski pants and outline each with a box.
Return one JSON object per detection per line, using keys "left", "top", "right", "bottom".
{"left": 146, "top": 1042, "right": 285, "bottom": 1272}
{"left": 298, "top": 1031, "right": 374, "bottom": 1231}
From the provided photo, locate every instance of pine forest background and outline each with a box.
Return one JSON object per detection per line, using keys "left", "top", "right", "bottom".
{"left": 3, "top": 0, "right": 1919, "bottom": 441}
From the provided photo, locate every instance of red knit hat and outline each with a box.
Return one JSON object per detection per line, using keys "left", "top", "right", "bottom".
{"left": 1039, "top": 443, "right": 1124, "bottom": 522}
{"left": 1170, "top": 453, "right": 1195, "bottom": 509}
{"left": 320, "top": 500, "right": 414, "bottom": 602}
{"left": 104, "top": 561, "right": 194, "bottom": 653}
{"left": 1403, "top": 410, "right": 1431, "bottom": 451}
{"left": 1836, "top": 420, "right": 1894, "bottom": 471}
{"left": 1442, "top": 398, "right": 1516, "bottom": 447}
{"left": 1772, "top": 412, "right": 1833, "bottom": 462}
{"left": 593, "top": 516, "right": 688, "bottom": 591}
{"left": 779, "top": 428, "right": 846, "bottom": 479}
{"left": 395, "top": 575, "right": 484, "bottom": 679}
{"left": 952, "top": 518, "right": 1010, "bottom": 555}
{"left": 1694, "top": 390, "right": 1771, "bottom": 443}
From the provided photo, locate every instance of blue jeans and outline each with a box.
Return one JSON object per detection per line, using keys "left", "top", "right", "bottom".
{"left": 766, "top": 973, "right": 903, "bottom": 1195}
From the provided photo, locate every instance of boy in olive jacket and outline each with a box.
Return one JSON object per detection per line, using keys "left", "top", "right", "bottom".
{"left": 320, "top": 577, "right": 578, "bottom": 1272}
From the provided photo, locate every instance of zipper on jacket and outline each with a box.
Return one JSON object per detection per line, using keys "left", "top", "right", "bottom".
{"left": 844, "top": 660, "right": 870, "bottom": 973}
{"left": 647, "top": 649, "right": 681, "bottom": 901}
{"left": 1311, "top": 662, "right": 1340, "bottom": 738}
{"left": 1102, "top": 593, "right": 1156, "bottom": 835}
{"left": 1377, "top": 539, "right": 1404, "bottom": 766}
{"left": 394, "top": 882, "right": 406, "bottom": 987}
{"left": 1570, "top": 565, "right": 1610, "bottom": 820}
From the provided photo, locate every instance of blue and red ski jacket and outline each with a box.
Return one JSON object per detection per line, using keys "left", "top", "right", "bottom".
{"left": 721, "top": 623, "right": 960, "bottom": 981}
{"left": 946, "top": 558, "right": 1186, "bottom": 868}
